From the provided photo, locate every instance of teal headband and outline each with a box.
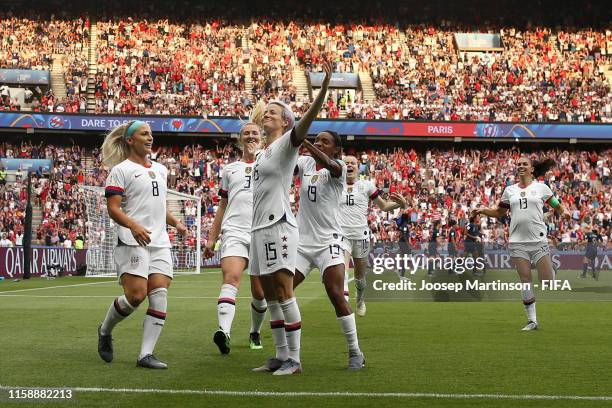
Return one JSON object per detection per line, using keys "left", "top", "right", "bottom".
{"left": 124, "top": 120, "right": 146, "bottom": 139}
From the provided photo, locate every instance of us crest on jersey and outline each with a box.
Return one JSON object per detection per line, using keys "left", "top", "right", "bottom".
{"left": 520, "top": 191, "right": 526, "bottom": 197}
{"left": 245, "top": 167, "right": 252, "bottom": 174}
{"left": 149, "top": 171, "right": 156, "bottom": 179}
{"left": 310, "top": 175, "right": 319, "bottom": 184}
{"left": 347, "top": 187, "right": 353, "bottom": 193}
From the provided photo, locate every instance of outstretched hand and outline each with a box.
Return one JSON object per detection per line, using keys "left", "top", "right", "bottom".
{"left": 322, "top": 60, "right": 333, "bottom": 86}
{"left": 389, "top": 192, "right": 407, "bottom": 209}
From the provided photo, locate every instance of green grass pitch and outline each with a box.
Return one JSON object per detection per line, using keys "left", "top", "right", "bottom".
{"left": 1, "top": 269, "right": 611, "bottom": 407}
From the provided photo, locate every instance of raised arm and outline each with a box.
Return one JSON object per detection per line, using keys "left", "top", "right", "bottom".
{"left": 301, "top": 139, "right": 342, "bottom": 178}
{"left": 472, "top": 206, "right": 509, "bottom": 219}
{"left": 291, "top": 61, "right": 333, "bottom": 147}
{"left": 373, "top": 192, "right": 407, "bottom": 212}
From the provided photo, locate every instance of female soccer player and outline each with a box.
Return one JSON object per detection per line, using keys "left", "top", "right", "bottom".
{"left": 98, "top": 120, "right": 187, "bottom": 369}
{"left": 339, "top": 155, "right": 406, "bottom": 316}
{"left": 292, "top": 132, "right": 364, "bottom": 370}
{"left": 473, "top": 157, "right": 570, "bottom": 331}
{"left": 250, "top": 61, "right": 333, "bottom": 375}
{"left": 204, "top": 107, "right": 267, "bottom": 354}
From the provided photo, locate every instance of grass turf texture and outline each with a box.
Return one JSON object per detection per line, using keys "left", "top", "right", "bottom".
{"left": 1, "top": 270, "right": 611, "bottom": 407}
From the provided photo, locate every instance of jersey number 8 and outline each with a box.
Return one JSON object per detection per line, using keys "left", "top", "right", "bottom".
{"left": 152, "top": 181, "right": 159, "bottom": 196}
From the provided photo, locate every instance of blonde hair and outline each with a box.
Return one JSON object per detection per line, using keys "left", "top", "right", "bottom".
{"left": 237, "top": 101, "right": 266, "bottom": 150}
{"left": 101, "top": 122, "right": 132, "bottom": 168}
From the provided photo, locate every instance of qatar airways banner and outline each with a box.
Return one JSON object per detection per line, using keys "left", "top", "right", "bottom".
{"left": 0, "top": 247, "right": 87, "bottom": 278}
{"left": 0, "top": 112, "right": 611, "bottom": 139}
{"left": 0, "top": 247, "right": 218, "bottom": 278}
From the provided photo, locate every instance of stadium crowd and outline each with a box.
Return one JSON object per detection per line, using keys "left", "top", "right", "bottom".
{"left": 2, "top": 4, "right": 611, "bottom": 121}
{"left": 0, "top": 11, "right": 89, "bottom": 113}
{"left": 0, "top": 140, "right": 609, "bottom": 252}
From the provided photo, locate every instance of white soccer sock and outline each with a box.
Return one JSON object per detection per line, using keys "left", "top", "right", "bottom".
{"left": 139, "top": 288, "right": 167, "bottom": 359}
{"left": 338, "top": 313, "right": 360, "bottom": 353}
{"left": 268, "top": 300, "right": 289, "bottom": 361}
{"left": 250, "top": 298, "right": 267, "bottom": 334}
{"left": 280, "top": 297, "right": 302, "bottom": 363}
{"left": 521, "top": 287, "right": 537, "bottom": 323}
{"left": 355, "top": 277, "right": 366, "bottom": 304}
{"left": 217, "top": 284, "right": 238, "bottom": 335}
{"left": 100, "top": 295, "right": 136, "bottom": 335}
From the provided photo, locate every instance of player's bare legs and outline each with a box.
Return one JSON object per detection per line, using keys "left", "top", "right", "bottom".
{"left": 535, "top": 255, "right": 555, "bottom": 281}
{"left": 514, "top": 258, "right": 538, "bottom": 331}
{"left": 352, "top": 257, "right": 368, "bottom": 316}
{"left": 254, "top": 270, "right": 301, "bottom": 374}
{"left": 214, "top": 256, "right": 246, "bottom": 354}
{"left": 98, "top": 272, "right": 171, "bottom": 368}
{"left": 98, "top": 274, "right": 146, "bottom": 363}
{"left": 323, "top": 264, "right": 364, "bottom": 370}
{"left": 137, "top": 273, "right": 172, "bottom": 368}
{"left": 249, "top": 275, "right": 267, "bottom": 349}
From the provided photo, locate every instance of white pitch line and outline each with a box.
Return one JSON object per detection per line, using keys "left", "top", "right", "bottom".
{"left": 0, "top": 280, "right": 115, "bottom": 294}
{"left": 0, "top": 385, "right": 611, "bottom": 401}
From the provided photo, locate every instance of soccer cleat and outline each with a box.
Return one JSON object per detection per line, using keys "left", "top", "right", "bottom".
{"left": 213, "top": 329, "right": 231, "bottom": 355}
{"left": 356, "top": 301, "right": 366, "bottom": 317}
{"left": 252, "top": 357, "right": 284, "bottom": 372}
{"left": 348, "top": 351, "right": 365, "bottom": 371}
{"left": 136, "top": 354, "right": 168, "bottom": 369}
{"left": 249, "top": 332, "right": 263, "bottom": 350}
{"left": 97, "top": 324, "right": 113, "bottom": 363}
{"left": 521, "top": 321, "right": 538, "bottom": 331}
{"left": 272, "top": 358, "right": 302, "bottom": 376}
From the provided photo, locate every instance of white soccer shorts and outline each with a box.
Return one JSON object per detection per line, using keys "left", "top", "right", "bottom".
{"left": 220, "top": 232, "right": 250, "bottom": 260}
{"left": 508, "top": 242, "right": 550, "bottom": 265}
{"left": 296, "top": 235, "right": 345, "bottom": 280}
{"left": 249, "top": 221, "right": 298, "bottom": 276}
{"left": 344, "top": 237, "right": 370, "bottom": 259}
{"left": 114, "top": 245, "right": 173, "bottom": 280}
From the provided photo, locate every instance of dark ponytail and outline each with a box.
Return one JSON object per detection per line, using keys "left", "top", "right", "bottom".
{"left": 532, "top": 158, "right": 555, "bottom": 178}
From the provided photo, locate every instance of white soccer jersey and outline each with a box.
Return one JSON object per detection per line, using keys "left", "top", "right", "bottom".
{"left": 105, "top": 159, "right": 171, "bottom": 248}
{"left": 500, "top": 181, "right": 554, "bottom": 243}
{"left": 296, "top": 155, "right": 347, "bottom": 245}
{"left": 219, "top": 160, "right": 255, "bottom": 235}
{"left": 338, "top": 179, "right": 379, "bottom": 240}
{"left": 252, "top": 129, "right": 299, "bottom": 231}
